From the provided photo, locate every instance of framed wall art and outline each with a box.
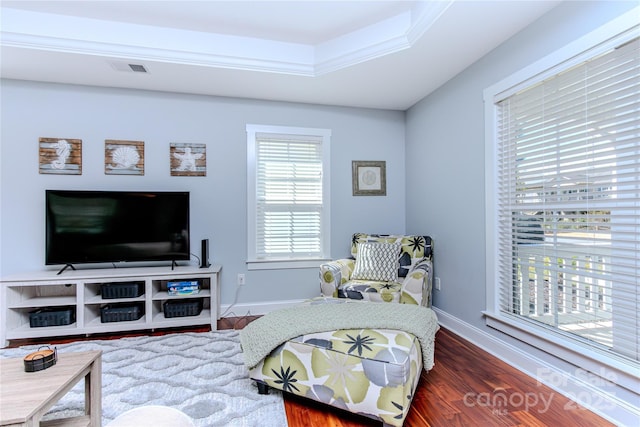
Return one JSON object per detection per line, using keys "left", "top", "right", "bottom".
{"left": 352, "top": 160, "right": 386, "bottom": 196}
{"left": 170, "top": 143, "right": 206, "bottom": 177}
{"left": 39, "top": 137, "right": 82, "bottom": 175}
{"left": 105, "top": 140, "right": 144, "bottom": 175}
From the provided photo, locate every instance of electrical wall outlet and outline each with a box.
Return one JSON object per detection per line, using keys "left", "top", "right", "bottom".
{"left": 435, "top": 277, "right": 441, "bottom": 291}
{"left": 237, "top": 273, "right": 245, "bottom": 286}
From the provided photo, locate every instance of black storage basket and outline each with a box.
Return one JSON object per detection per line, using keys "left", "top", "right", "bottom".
{"left": 163, "top": 298, "right": 203, "bottom": 318}
{"left": 101, "top": 282, "right": 144, "bottom": 299}
{"left": 29, "top": 307, "right": 75, "bottom": 327}
{"left": 101, "top": 303, "right": 144, "bottom": 323}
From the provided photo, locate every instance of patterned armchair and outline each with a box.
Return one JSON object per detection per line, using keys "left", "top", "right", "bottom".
{"left": 320, "top": 233, "right": 434, "bottom": 307}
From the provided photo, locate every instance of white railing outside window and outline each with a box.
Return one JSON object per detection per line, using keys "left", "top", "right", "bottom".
{"left": 514, "top": 239, "right": 613, "bottom": 347}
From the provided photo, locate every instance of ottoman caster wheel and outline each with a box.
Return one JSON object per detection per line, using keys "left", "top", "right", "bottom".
{"left": 256, "top": 381, "right": 270, "bottom": 395}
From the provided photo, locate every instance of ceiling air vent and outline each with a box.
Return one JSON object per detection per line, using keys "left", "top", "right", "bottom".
{"left": 109, "top": 61, "right": 150, "bottom": 73}
{"left": 128, "top": 64, "right": 148, "bottom": 73}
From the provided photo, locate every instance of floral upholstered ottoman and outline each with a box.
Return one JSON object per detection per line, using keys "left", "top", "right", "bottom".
{"left": 240, "top": 298, "right": 439, "bottom": 427}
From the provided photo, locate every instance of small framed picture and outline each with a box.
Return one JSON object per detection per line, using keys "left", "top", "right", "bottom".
{"left": 39, "top": 137, "right": 82, "bottom": 175}
{"left": 105, "top": 140, "right": 144, "bottom": 175}
{"left": 352, "top": 160, "right": 386, "bottom": 196}
{"left": 170, "top": 143, "right": 206, "bottom": 176}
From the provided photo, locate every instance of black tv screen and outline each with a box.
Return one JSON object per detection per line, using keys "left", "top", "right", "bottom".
{"left": 46, "top": 190, "right": 190, "bottom": 266}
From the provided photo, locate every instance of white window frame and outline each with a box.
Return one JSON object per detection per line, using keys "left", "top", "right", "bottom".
{"left": 246, "top": 124, "right": 331, "bottom": 270}
{"left": 483, "top": 8, "right": 639, "bottom": 392}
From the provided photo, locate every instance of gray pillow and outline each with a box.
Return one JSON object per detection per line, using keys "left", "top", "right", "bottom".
{"left": 351, "top": 241, "right": 401, "bottom": 281}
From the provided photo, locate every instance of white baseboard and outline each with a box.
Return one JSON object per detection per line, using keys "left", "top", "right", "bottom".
{"left": 433, "top": 307, "right": 638, "bottom": 427}
{"left": 220, "top": 299, "right": 304, "bottom": 318}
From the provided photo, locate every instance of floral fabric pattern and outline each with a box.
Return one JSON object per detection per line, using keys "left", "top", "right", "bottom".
{"left": 351, "top": 233, "right": 432, "bottom": 277}
{"left": 320, "top": 234, "right": 434, "bottom": 307}
{"left": 250, "top": 327, "right": 423, "bottom": 427}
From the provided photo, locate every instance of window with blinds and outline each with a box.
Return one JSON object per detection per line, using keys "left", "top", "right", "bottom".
{"left": 246, "top": 125, "right": 331, "bottom": 267}
{"left": 494, "top": 33, "right": 639, "bottom": 363}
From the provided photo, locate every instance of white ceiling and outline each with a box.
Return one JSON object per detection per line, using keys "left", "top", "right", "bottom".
{"left": 0, "top": 1, "right": 561, "bottom": 110}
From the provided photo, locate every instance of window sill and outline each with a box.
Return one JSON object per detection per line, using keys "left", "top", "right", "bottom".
{"left": 483, "top": 310, "right": 639, "bottom": 394}
{"left": 247, "top": 258, "right": 330, "bottom": 270}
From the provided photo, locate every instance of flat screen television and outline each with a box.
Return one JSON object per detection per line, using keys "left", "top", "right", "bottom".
{"left": 46, "top": 190, "right": 190, "bottom": 269}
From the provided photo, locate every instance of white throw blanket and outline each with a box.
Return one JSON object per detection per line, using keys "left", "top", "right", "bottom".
{"left": 240, "top": 299, "right": 440, "bottom": 370}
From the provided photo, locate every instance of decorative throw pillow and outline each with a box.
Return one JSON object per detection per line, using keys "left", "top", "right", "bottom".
{"left": 351, "top": 242, "right": 401, "bottom": 282}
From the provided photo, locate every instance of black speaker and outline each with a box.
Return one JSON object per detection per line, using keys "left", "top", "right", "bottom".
{"left": 200, "top": 239, "right": 211, "bottom": 268}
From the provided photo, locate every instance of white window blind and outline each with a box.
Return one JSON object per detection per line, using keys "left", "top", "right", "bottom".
{"left": 495, "top": 34, "right": 639, "bottom": 362}
{"left": 247, "top": 125, "right": 330, "bottom": 266}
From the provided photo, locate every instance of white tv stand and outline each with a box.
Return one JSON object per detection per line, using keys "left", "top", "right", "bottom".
{"left": 0, "top": 265, "right": 221, "bottom": 347}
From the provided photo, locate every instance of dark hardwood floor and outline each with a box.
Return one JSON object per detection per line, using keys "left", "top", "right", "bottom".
{"left": 7, "top": 316, "right": 614, "bottom": 427}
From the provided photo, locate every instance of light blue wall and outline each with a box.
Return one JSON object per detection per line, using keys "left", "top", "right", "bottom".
{"left": 405, "top": 1, "right": 637, "bottom": 419}
{"left": 0, "top": 80, "right": 406, "bottom": 306}
{"left": 406, "top": 0, "right": 636, "bottom": 330}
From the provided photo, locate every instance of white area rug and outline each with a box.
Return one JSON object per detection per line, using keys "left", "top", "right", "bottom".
{"left": 0, "top": 330, "right": 287, "bottom": 426}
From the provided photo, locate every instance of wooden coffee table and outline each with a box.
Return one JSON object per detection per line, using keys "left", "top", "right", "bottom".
{"left": 0, "top": 350, "right": 101, "bottom": 427}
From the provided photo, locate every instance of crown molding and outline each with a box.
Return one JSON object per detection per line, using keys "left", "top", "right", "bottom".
{"left": 1, "top": 2, "right": 453, "bottom": 77}
{"left": 1, "top": 31, "right": 316, "bottom": 76}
